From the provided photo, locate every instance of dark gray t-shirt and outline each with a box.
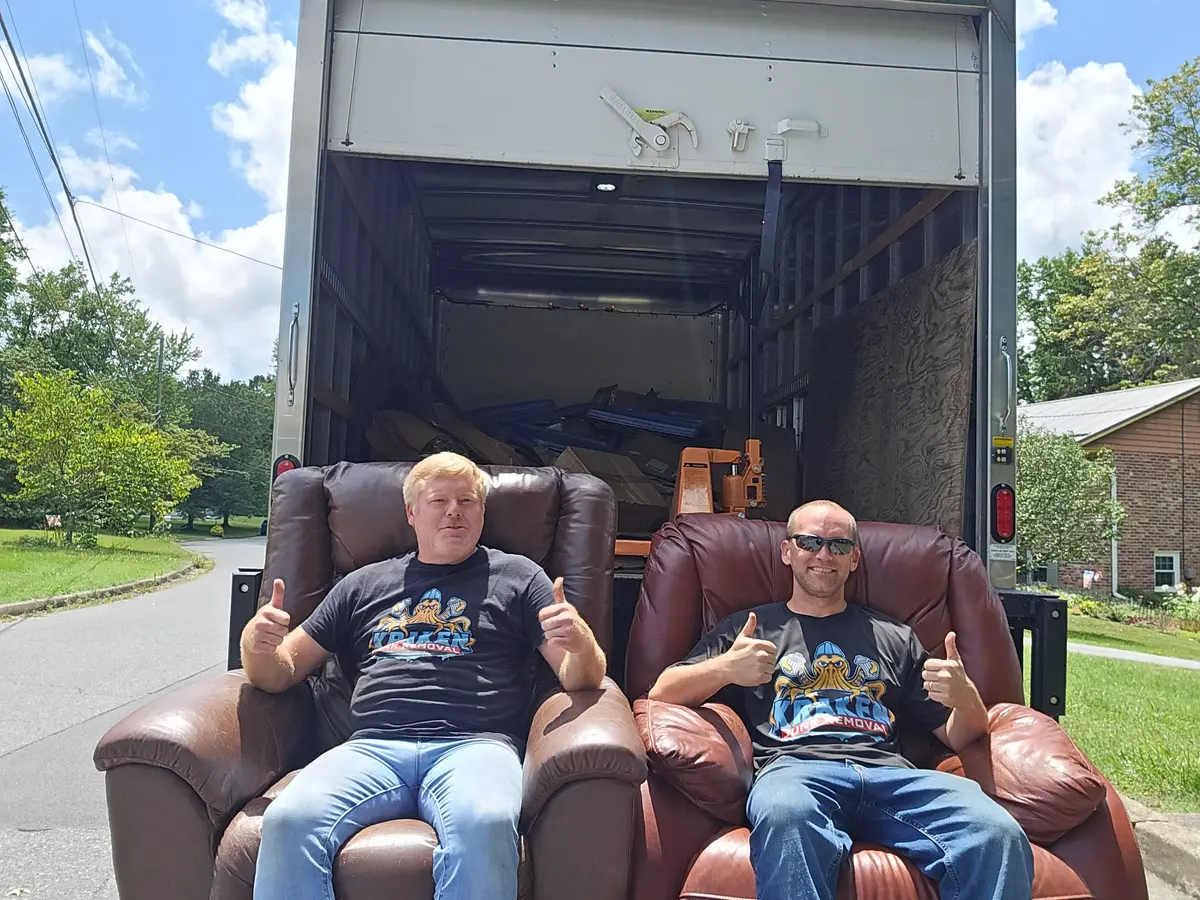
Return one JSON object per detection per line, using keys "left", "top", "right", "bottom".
{"left": 672, "top": 601, "right": 950, "bottom": 774}
{"left": 301, "top": 546, "right": 556, "bottom": 749}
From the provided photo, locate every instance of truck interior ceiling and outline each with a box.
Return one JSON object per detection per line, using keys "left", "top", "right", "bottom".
{"left": 310, "top": 151, "right": 980, "bottom": 547}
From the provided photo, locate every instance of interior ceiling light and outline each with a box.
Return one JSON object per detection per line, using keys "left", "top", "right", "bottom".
{"left": 595, "top": 182, "right": 618, "bottom": 192}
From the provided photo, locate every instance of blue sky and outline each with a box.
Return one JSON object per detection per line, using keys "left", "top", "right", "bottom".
{"left": 1019, "top": 0, "right": 1199, "bottom": 89}
{"left": 3, "top": 0, "right": 297, "bottom": 240}
{"left": 0, "top": 0, "right": 1195, "bottom": 379}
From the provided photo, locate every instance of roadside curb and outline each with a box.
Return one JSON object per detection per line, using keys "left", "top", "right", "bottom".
{"left": 1122, "top": 792, "right": 1200, "bottom": 897}
{"left": 0, "top": 556, "right": 207, "bottom": 617}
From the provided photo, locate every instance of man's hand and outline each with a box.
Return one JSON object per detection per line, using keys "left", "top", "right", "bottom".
{"left": 246, "top": 578, "right": 290, "bottom": 655}
{"left": 537, "top": 577, "right": 605, "bottom": 691}
{"left": 721, "top": 613, "right": 778, "bottom": 687}
{"left": 923, "top": 632, "right": 974, "bottom": 709}
{"left": 538, "top": 577, "right": 590, "bottom": 653}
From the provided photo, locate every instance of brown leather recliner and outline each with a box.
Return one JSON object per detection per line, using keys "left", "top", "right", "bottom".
{"left": 625, "top": 514, "right": 1148, "bottom": 900}
{"left": 92, "top": 462, "right": 648, "bottom": 900}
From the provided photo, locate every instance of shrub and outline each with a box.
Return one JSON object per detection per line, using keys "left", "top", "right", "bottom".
{"left": 210, "top": 524, "right": 224, "bottom": 538}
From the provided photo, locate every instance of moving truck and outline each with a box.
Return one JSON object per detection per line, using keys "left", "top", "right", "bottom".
{"left": 247, "top": 0, "right": 1066, "bottom": 713}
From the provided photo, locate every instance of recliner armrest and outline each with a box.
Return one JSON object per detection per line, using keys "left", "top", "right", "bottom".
{"left": 634, "top": 698, "right": 754, "bottom": 825}
{"left": 521, "top": 676, "right": 647, "bottom": 829}
{"left": 93, "top": 670, "right": 316, "bottom": 826}
{"left": 936, "top": 702, "right": 1107, "bottom": 845}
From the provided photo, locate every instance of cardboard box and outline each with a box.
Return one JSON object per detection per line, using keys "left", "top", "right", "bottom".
{"left": 623, "top": 431, "right": 689, "bottom": 481}
{"left": 554, "top": 447, "right": 669, "bottom": 536}
{"left": 431, "top": 404, "right": 525, "bottom": 466}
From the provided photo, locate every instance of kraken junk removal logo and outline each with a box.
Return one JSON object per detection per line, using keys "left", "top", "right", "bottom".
{"left": 368, "top": 588, "right": 477, "bottom": 660}
{"left": 768, "top": 641, "right": 894, "bottom": 742}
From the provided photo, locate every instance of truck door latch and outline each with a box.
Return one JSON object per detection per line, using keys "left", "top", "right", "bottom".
{"left": 600, "top": 87, "right": 698, "bottom": 158}
{"left": 727, "top": 119, "right": 756, "bottom": 152}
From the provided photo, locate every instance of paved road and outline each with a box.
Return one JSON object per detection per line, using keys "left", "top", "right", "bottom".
{"left": 1, "top": 546, "right": 1194, "bottom": 900}
{"left": 1068, "top": 641, "right": 1200, "bottom": 670}
{"left": 1025, "top": 635, "right": 1200, "bottom": 670}
{"left": 0, "top": 537, "right": 265, "bottom": 900}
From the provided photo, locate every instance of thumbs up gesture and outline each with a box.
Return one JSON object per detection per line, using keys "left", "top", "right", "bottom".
{"left": 538, "top": 577, "right": 588, "bottom": 652}
{"left": 246, "top": 578, "right": 291, "bottom": 655}
{"left": 921, "top": 631, "right": 971, "bottom": 709}
{"left": 721, "top": 612, "right": 778, "bottom": 687}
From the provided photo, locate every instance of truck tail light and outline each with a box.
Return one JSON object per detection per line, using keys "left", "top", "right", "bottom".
{"left": 991, "top": 483, "right": 1015, "bottom": 542}
{"left": 273, "top": 454, "right": 300, "bottom": 482}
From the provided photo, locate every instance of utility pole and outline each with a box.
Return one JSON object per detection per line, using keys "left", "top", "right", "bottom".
{"left": 156, "top": 334, "right": 164, "bottom": 426}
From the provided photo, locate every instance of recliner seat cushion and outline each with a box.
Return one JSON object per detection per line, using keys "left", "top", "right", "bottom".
{"left": 212, "top": 770, "right": 533, "bottom": 900}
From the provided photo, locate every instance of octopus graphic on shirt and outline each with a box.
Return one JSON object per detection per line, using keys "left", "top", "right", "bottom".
{"left": 768, "top": 640, "right": 894, "bottom": 743}
{"left": 367, "top": 587, "right": 477, "bottom": 660}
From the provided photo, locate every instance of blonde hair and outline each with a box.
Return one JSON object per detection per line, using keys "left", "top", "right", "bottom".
{"left": 403, "top": 452, "right": 490, "bottom": 507}
{"left": 787, "top": 500, "right": 859, "bottom": 541}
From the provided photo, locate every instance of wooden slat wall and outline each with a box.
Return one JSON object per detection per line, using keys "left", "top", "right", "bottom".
{"left": 1089, "top": 395, "right": 1200, "bottom": 455}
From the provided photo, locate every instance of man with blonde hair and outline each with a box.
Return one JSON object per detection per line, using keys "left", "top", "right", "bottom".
{"left": 240, "top": 451, "right": 607, "bottom": 900}
{"left": 649, "top": 499, "right": 1034, "bottom": 900}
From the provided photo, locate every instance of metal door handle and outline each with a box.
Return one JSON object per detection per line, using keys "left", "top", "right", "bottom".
{"left": 287, "top": 303, "right": 299, "bottom": 406}
{"left": 999, "top": 337, "right": 1013, "bottom": 433}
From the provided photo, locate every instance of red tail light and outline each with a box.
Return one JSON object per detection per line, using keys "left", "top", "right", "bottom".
{"left": 991, "top": 483, "right": 1015, "bottom": 542}
{"left": 272, "top": 454, "right": 300, "bottom": 482}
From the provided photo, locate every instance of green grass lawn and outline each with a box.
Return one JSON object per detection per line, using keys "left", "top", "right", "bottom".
{"left": 1029, "top": 652, "right": 1200, "bottom": 813}
{"left": 0, "top": 529, "right": 198, "bottom": 606}
{"left": 134, "top": 514, "right": 265, "bottom": 541}
{"left": 169, "top": 516, "right": 263, "bottom": 540}
{"left": 1067, "top": 612, "right": 1200, "bottom": 662}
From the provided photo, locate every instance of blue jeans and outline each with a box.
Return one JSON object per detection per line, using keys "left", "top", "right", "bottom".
{"left": 253, "top": 736, "right": 522, "bottom": 900}
{"left": 746, "top": 758, "right": 1034, "bottom": 900}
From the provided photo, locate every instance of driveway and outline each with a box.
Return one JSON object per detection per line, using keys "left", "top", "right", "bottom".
{"left": 0, "top": 537, "right": 265, "bottom": 900}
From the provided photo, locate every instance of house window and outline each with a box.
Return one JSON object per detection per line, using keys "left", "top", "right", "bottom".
{"left": 1154, "top": 552, "right": 1181, "bottom": 589}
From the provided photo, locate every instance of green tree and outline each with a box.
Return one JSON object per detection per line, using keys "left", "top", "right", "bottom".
{"left": 1102, "top": 57, "right": 1200, "bottom": 231}
{"left": 1018, "top": 230, "right": 1200, "bottom": 403}
{"left": 178, "top": 369, "right": 274, "bottom": 526}
{"left": 1019, "top": 57, "right": 1200, "bottom": 405}
{"left": 1015, "top": 417, "right": 1126, "bottom": 578}
{"left": 0, "top": 371, "right": 199, "bottom": 543}
{"left": 0, "top": 262, "right": 199, "bottom": 425}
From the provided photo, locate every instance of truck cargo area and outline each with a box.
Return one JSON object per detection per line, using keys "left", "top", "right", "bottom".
{"left": 301, "top": 152, "right": 981, "bottom": 548}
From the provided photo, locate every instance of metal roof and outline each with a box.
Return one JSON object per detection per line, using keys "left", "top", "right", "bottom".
{"left": 1018, "top": 377, "right": 1200, "bottom": 443}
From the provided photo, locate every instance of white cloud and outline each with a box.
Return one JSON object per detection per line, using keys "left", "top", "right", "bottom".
{"left": 1016, "top": 61, "right": 1140, "bottom": 259}
{"left": 12, "top": 8, "right": 292, "bottom": 382}
{"left": 19, "top": 53, "right": 88, "bottom": 104}
{"left": 84, "top": 127, "right": 138, "bottom": 154}
{"left": 1016, "top": 0, "right": 1057, "bottom": 50}
{"left": 83, "top": 31, "right": 146, "bottom": 106}
{"left": 1013, "top": 1, "right": 1199, "bottom": 260}
{"left": 0, "top": 31, "right": 145, "bottom": 107}
{"left": 209, "top": 0, "right": 295, "bottom": 213}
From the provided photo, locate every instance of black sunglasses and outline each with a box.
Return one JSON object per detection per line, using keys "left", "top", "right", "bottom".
{"left": 789, "top": 533, "right": 857, "bottom": 555}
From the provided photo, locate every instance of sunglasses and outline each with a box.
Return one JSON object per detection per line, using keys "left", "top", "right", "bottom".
{"left": 788, "top": 533, "right": 857, "bottom": 555}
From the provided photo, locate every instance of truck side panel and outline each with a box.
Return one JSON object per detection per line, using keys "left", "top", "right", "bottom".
{"left": 975, "top": 1, "right": 1019, "bottom": 587}
{"left": 326, "top": 0, "right": 979, "bottom": 186}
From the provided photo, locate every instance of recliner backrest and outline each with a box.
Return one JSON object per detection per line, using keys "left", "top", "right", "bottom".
{"left": 625, "top": 513, "right": 1023, "bottom": 712}
{"left": 257, "top": 461, "right": 618, "bottom": 751}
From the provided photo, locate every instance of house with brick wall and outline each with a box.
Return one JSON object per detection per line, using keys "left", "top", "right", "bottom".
{"left": 1019, "top": 377, "right": 1200, "bottom": 595}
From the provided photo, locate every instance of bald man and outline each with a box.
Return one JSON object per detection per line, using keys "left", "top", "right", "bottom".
{"left": 649, "top": 501, "right": 1034, "bottom": 900}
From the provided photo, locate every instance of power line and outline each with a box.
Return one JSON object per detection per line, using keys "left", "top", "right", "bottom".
{"left": 75, "top": 199, "right": 283, "bottom": 269}
{"left": 0, "top": 59, "right": 73, "bottom": 256}
{"left": 0, "top": 7, "right": 103, "bottom": 298}
{"left": 3, "top": 0, "right": 58, "bottom": 159}
{"left": 70, "top": 0, "right": 140, "bottom": 294}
